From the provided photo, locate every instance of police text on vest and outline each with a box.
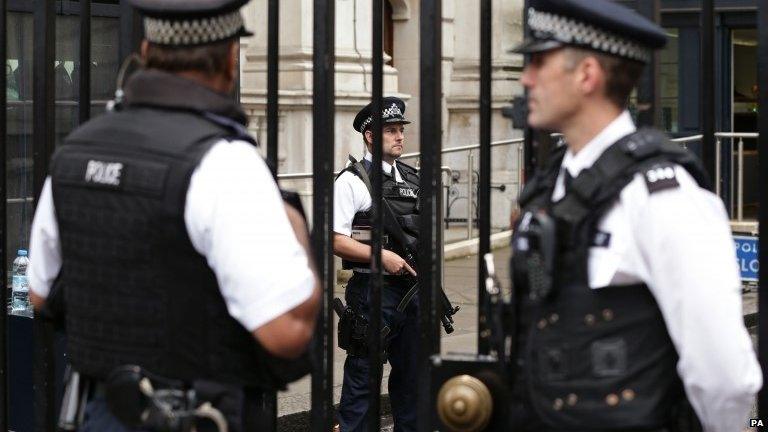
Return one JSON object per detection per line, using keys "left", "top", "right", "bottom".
{"left": 85, "top": 160, "right": 123, "bottom": 186}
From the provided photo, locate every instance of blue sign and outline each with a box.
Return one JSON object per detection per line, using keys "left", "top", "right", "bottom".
{"left": 734, "top": 235, "right": 758, "bottom": 282}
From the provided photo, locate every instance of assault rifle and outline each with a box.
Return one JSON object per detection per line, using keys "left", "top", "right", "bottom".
{"left": 380, "top": 199, "right": 460, "bottom": 334}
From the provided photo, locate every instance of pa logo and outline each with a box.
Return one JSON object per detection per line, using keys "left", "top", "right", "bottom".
{"left": 645, "top": 166, "right": 676, "bottom": 183}
{"left": 749, "top": 419, "right": 764, "bottom": 427}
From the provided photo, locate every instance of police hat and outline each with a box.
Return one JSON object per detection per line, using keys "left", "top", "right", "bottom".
{"left": 128, "top": 0, "right": 253, "bottom": 47}
{"left": 511, "top": 0, "right": 667, "bottom": 63}
{"left": 353, "top": 97, "right": 411, "bottom": 134}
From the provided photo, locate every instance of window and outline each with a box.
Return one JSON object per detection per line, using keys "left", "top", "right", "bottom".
{"left": 5, "top": 9, "right": 120, "bottom": 279}
{"left": 659, "top": 28, "right": 679, "bottom": 133}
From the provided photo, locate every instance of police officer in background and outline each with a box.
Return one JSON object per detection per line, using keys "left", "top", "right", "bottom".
{"left": 333, "top": 97, "right": 419, "bottom": 431}
{"left": 507, "top": 0, "right": 761, "bottom": 431}
{"left": 27, "top": 0, "right": 320, "bottom": 430}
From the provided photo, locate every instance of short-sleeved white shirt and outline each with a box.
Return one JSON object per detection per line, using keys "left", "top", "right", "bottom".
{"left": 333, "top": 151, "right": 404, "bottom": 237}
{"left": 28, "top": 139, "right": 315, "bottom": 332}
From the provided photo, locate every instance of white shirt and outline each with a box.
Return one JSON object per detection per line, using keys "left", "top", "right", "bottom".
{"left": 553, "top": 112, "right": 761, "bottom": 432}
{"left": 333, "top": 151, "right": 404, "bottom": 237}
{"left": 28, "top": 139, "right": 315, "bottom": 332}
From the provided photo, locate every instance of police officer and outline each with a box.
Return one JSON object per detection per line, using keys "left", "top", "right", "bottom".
{"left": 27, "top": 1, "right": 320, "bottom": 430}
{"left": 507, "top": 1, "right": 761, "bottom": 431}
{"left": 334, "top": 97, "right": 419, "bottom": 431}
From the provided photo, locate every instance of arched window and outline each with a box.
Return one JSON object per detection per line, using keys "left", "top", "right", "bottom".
{"left": 384, "top": 0, "right": 394, "bottom": 66}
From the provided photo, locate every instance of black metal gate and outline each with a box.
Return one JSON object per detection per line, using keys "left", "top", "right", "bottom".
{"left": 0, "top": 1, "right": 766, "bottom": 431}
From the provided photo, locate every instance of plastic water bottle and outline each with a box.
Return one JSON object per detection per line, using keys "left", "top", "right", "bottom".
{"left": 10, "top": 249, "right": 32, "bottom": 318}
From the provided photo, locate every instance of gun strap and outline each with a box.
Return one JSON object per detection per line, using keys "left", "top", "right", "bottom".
{"left": 397, "top": 282, "right": 419, "bottom": 312}
{"left": 352, "top": 160, "right": 375, "bottom": 198}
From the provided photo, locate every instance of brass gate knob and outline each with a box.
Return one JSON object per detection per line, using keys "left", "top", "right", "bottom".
{"left": 437, "top": 375, "right": 493, "bottom": 432}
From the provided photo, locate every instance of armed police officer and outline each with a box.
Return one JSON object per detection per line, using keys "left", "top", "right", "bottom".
{"left": 506, "top": 1, "right": 761, "bottom": 431}
{"left": 333, "top": 97, "right": 420, "bottom": 431}
{"left": 27, "top": 1, "right": 320, "bottom": 430}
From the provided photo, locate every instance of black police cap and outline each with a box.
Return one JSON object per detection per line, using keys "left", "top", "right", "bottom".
{"left": 353, "top": 97, "right": 411, "bottom": 134}
{"left": 512, "top": 0, "right": 667, "bottom": 63}
{"left": 129, "top": 0, "right": 253, "bottom": 46}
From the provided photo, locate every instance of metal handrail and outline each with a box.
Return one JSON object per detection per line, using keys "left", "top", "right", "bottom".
{"left": 715, "top": 132, "right": 759, "bottom": 221}
{"left": 277, "top": 137, "right": 525, "bottom": 243}
{"left": 399, "top": 137, "right": 524, "bottom": 159}
{"left": 716, "top": 132, "right": 759, "bottom": 139}
{"left": 671, "top": 132, "right": 759, "bottom": 222}
{"left": 671, "top": 134, "right": 703, "bottom": 143}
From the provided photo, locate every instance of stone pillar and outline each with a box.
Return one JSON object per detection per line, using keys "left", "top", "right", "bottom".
{"left": 443, "top": 0, "right": 525, "bottom": 229}
{"left": 239, "top": 0, "right": 404, "bottom": 178}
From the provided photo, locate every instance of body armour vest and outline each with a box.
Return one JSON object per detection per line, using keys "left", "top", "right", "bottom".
{"left": 510, "top": 129, "right": 709, "bottom": 430}
{"left": 49, "top": 70, "right": 284, "bottom": 389}
{"left": 337, "top": 156, "right": 420, "bottom": 270}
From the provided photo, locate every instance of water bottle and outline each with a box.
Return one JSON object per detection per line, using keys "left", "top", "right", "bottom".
{"left": 10, "top": 249, "right": 32, "bottom": 318}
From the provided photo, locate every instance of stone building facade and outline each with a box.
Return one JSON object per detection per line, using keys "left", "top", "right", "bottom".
{"left": 239, "top": 0, "right": 525, "bottom": 230}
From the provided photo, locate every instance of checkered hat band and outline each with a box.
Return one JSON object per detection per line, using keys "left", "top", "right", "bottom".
{"left": 144, "top": 10, "right": 244, "bottom": 46}
{"left": 527, "top": 8, "right": 651, "bottom": 62}
{"left": 359, "top": 102, "right": 404, "bottom": 132}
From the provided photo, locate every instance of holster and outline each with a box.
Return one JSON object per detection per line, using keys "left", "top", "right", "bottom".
{"left": 334, "top": 297, "right": 390, "bottom": 360}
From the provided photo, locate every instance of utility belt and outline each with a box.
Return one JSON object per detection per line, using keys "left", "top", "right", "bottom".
{"left": 333, "top": 298, "right": 390, "bottom": 360}
{"left": 350, "top": 267, "right": 394, "bottom": 275}
{"left": 59, "top": 365, "right": 269, "bottom": 432}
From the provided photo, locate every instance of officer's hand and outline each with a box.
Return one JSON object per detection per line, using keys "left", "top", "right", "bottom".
{"left": 382, "top": 250, "right": 417, "bottom": 276}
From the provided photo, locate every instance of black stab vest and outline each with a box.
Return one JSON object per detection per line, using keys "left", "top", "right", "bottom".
{"left": 511, "top": 129, "right": 709, "bottom": 430}
{"left": 49, "top": 72, "right": 289, "bottom": 389}
{"left": 337, "top": 156, "right": 420, "bottom": 270}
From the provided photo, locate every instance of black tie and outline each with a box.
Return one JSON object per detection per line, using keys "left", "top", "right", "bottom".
{"left": 563, "top": 170, "right": 574, "bottom": 194}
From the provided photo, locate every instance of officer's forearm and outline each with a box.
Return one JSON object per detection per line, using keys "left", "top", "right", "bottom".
{"left": 30, "top": 291, "right": 46, "bottom": 310}
{"left": 253, "top": 279, "right": 320, "bottom": 359}
{"left": 333, "top": 233, "right": 371, "bottom": 263}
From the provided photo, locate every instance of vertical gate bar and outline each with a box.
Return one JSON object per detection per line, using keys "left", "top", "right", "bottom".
{"left": 0, "top": 0, "right": 7, "bottom": 428}
{"left": 730, "top": 140, "right": 735, "bottom": 215}
{"left": 33, "top": 0, "right": 56, "bottom": 430}
{"left": 119, "top": 1, "right": 142, "bottom": 65}
{"left": 635, "top": 0, "right": 659, "bottom": 128}
{"left": 700, "top": 0, "right": 715, "bottom": 179}
{"left": 367, "top": 0, "right": 384, "bottom": 429}
{"left": 757, "top": 0, "right": 767, "bottom": 422}
{"left": 466, "top": 151, "right": 473, "bottom": 240}
{"left": 79, "top": 0, "right": 91, "bottom": 124}
{"left": 715, "top": 137, "right": 721, "bottom": 197}
{"left": 267, "top": 0, "right": 279, "bottom": 176}
{"left": 440, "top": 170, "right": 446, "bottom": 289}
{"left": 522, "top": 0, "right": 535, "bottom": 180}
{"left": 309, "top": 0, "right": 335, "bottom": 430}
{"left": 517, "top": 144, "right": 524, "bottom": 196}
{"left": 417, "top": 0, "right": 442, "bottom": 430}
{"left": 737, "top": 138, "right": 744, "bottom": 222}
{"left": 477, "top": 0, "right": 492, "bottom": 355}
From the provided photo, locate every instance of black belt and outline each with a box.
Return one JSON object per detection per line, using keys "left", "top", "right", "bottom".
{"left": 86, "top": 378, "right": 273, "bottom": 432}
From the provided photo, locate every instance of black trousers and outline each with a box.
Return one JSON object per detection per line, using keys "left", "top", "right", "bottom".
{"left": 337, "top": 273, "right": 419, "bottom": 432}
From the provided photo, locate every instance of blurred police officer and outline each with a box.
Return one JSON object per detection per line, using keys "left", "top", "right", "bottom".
{"left": 333, "top": 97, "right": 419, "bottom": 431}
{"left": 27, "top": 1, "right": 320, "bottom": 430}
{"left": 508, "top": 1, "right": 761, "bottom": 431}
